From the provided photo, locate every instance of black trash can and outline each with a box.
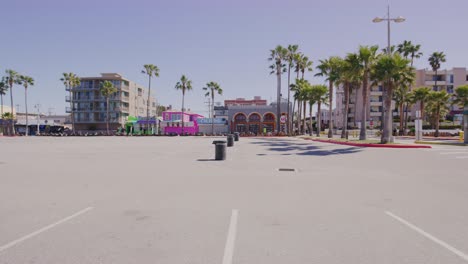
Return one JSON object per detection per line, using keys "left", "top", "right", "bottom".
{"left": 234, "top": 132, "right": 239, "bottom": 141}
{"left": 212, "top": 140, "right": 227, "bottom": 160}
{"left": 227, "top": 134, "right": 234, "bottom": 147}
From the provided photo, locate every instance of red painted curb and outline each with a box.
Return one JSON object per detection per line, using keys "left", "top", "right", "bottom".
{"left": 308, "top": 138, "right": 432, "bottom": 149}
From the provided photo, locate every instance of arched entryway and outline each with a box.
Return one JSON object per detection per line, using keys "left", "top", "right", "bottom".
{"left": 233, "top": 113, "right": 247, "bottom": 133}
{"left": 248, "top": 113, "right": 261, "bottom": 134}
{"left": 262, "top": 113, "right": 275, "bottom": 133}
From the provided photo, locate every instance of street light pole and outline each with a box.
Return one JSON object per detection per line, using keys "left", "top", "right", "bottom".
{"left": 373, "top": 5, "right": 405, "bottom": 141}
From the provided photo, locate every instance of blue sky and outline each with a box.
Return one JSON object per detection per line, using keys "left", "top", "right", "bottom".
{"left": 1, "top": 0, "right": 467, "bottom": 115}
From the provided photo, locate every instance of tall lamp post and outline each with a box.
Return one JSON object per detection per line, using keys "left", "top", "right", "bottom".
{"left": 373, "top": 6, "right": 405, "bottom": 141}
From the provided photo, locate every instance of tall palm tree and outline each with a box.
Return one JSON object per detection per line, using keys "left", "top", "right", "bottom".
{"left": 293, "top": 53, "right": 303, "bottom": 133}
{"left": 18, "top": 75, "right": 34, "bottom": 136}
{"left": 412, "top": 86, "right": 431, "bottom": 123}
{"left": 310, "top": 85, "right": 329, "bottom": 137}
{"left": 315, "top": 56, "right": 342, "bottom": 138}
{"left": 357, "top": 45, "right": 379, "bottom": 140}
{"left": 268, "top": 45, "right": 287, "bottom": 133}
{"left": 286, "top": 44, "right": 299, "bottom": 135}
{"left": 175, "top": 75, "right": 193, "bottom": 135}
{"left": 5, "top": 69, "right": 20, "bottom": 135}
{"left": 403, "top": 90, "right": 416, "bottom": 135}
{"left": 0, "top": 77, "right": 8, "bottom": 135}
{"left": 427, "top": 90, "right": 450, "bottom": 137}
{"left": 60, "top": 72, "right": 81, "bottom": 134}
{"left": 452, "top": 85, "right": 468, "bottom": 143}
{"left": 100, "top": 80, "right": 118, "bottom": 135}
{"left": 297, "top": 53, "right": 313, "bottom": 132}
{"left": 428, "top": 52, "right": 446, "bottom": 91}
{"left": 337, "top": 54, "right": 361, "bottom": 139}
{"left": 203, "top": 81, "right": 223, "bottom": 135}
{"left": 393, "top": 86, "right": 409, "bottom": 136}
{"left": 290, "top": 78, "right": 307, "bottom": 134}
{"left": 397, "top": 40, "right": 423, "bottom": 67}
{"left": 142, "top": 64, "right": 160, "bottom": 134}
{"left": 300, "top": 84, "right": 314, "bottom": 136}
{"left": 372, "top": 53, "right": 414, "bottom": 143}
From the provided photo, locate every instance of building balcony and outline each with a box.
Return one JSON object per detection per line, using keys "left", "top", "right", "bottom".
{"left": 120, "top": 85, "right": 130, "bottom": 92}
{"left": 370, "top": 91, "right": 383, "bottom": 96}
{"left": 425, "top": 80, "right": 447, "bottom": 86}
{"left": 65, "top": 96, "right": 71, "bottom": 102}
{"left": 370, "top": 101, "right": 382, "bottom": 106}
{"left": 370, "top": 112, "right": 382, "bottom": 117}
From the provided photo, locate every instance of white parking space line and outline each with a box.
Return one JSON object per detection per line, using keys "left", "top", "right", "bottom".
{"left": 222, "top": 209, "right": 239, "bottom": 264}
{"left": 0, "top": 207, "right": 94, "bottom": 254}
{"left": 440, "top": 152, "right": 468, "bottom": 155}
{"left": 386, "top": 211, "right": 468, "bottom": 262}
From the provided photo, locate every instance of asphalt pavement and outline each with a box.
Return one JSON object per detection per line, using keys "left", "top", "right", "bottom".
{"left": 0, "top": 136, "right": 467, "bottom": 264}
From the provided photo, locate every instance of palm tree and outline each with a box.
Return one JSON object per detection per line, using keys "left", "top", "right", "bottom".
{"left": 357, "top": 45, "right": 379, "bottom": 140}
{"left": 315, "top": 56, "right": 342, "bottom": 138}
{"left": 337, "top": 54, "right": 361, "bottom": 139}
{"left": 397, "top": 41, "right": 423, "bottom": 67}
{"left": 290, "top": 78, "right": 307, "bottom": 134}
{"left": 175, "top": 75, "right": 193, "bottom": 135}
{"left": 300, "top": 84, "right": 314, "bottom": 136}
{"left": 428, "top": 52, "right": 446, "bottom": 91}
{"left": 393, "top": 86, "right": 409, "bottom": 136}
{"left": 60, "top": 72, "right": 81, "bottom": 134}
{"left": 452, "top": 85, "right": 468, "bottom": 143}
{"left": 5, "top": 69, "right": 20, "bottom": 135}
{"left": 412, "top": 86, "right": 431, "bottom": 123}
{"left": 18, "top": 75, "right": 34, "bottom": 136}
{"left": 426, "top": 91, "right": 450, "bottom": 137}
{"left": 100, "top": 80, "right": 118, "bottom": 135}
{"left": 403, "top": 91, "right": 416, "bottom": 135}
{"left": 203, "top": 81, "right": 223, "bottom": 135}
{"left": 286, "top": 44, "right": 299, "bottom": 135}
{"left": 268, "top": 45, "right": 287, "bottom": 133}
{"left": 0, "top": 77, "right": 8, "bottom": 135}
{"left": 299, "top": 55, "right": 314, "bottom": 80}
{"left": 371, "top": 53, "right": 414, "bottom": 143}
{"left": 310, "top": 85, "right": 329, "bottom": 137}
{"left": 142, "top": 64, "right": 160, "bottom": 134}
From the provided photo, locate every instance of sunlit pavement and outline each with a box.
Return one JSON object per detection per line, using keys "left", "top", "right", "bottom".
{"left": 0, "top": 136, "right": 467, "bottom": 264}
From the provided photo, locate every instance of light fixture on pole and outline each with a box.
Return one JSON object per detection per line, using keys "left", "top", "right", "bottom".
{"left": 373, "top": 6, "right": 406, "bottom": 55}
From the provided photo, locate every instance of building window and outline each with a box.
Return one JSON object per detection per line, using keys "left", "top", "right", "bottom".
{"left": 450, "top": 75, "right": 454, "bottom": 83}
{"left": 447, "top": 85, "right": 454, "bottom": 93}
{"left": 138, "top": 88, "right": 143, "bottom": 96}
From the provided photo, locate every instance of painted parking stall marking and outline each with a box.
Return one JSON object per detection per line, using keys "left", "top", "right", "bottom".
{"left": 0, "top": 207, "right": 94, "bottom": 254}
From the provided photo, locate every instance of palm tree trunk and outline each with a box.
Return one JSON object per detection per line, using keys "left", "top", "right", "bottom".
{"left": 287, "top": 65, "right": 291, "bottom": 135}
{"left": 1, "top": 94, "right": 3, "bottom": 134}
{"left": 69, "top": 86, "right": 75, "bottom": 134}
{"left": 302, "top": 99, "right": 306, "bottom": 135}
{"left": 328, "top": 80, "right": 333, "bottom": 138}
{"left": 297, "top": 100, "right": 301, "bottom": 134}
{"left": 25, "top": 87, "right": 28, "bottom": 136}
{"left": 146, "top": 76, "right": 152, "bottom": 134}
{"left": 316, "top": 101, "right": 321, "bottom": 137}
{"left": 291, "top": 98, "right": 296, "bottom": 135}
{"left": 359, "top": 75, "right": 368, "bottom": 140}
{"left": 211, "top": 92, "right": 215, "bottom": 135}
{"left": 435, "top": 70, "right": 438, "bottom": 91}
{"left": 399, "top": 102, "right": 404, "bottom": 136}
{"left": 381, "top": 82, "right": 394, "bottom": 143}
{"left": 106, "top": 97, "right": 110, "bottom": 135}
{"left": 276, "top": 65, "right": 281, "bottom": 134}
{"left": 419, "top": 101, "right": 424, "bottom": 124}
{"left": 404, "top": 102, "right": 409, "bottom": 135}
{"left": 435, "top": 105, "right": 440, "bottom": 137}
{"left": 309, "top": 102, "right": 312, "bottom": 136}
{"left": 341, "top": 82, "right": 350, "bottom": 139}
{"left": 9, "top": 82, "right": 15, "bottom": 135}
{"left": 181, "top": 91, "right": 185, "bottom": 135}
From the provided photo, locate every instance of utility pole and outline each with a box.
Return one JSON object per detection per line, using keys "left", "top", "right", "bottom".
{"left": 34, "top": 104, "right": 41, "bottom": 135}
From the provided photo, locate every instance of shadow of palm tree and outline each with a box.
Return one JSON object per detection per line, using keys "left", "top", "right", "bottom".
{"left": 250, "top": 138, "right": 362, "bottom": 156}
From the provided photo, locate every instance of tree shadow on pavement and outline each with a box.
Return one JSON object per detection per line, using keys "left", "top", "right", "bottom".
{"left": 251, "top": 138, "right": 362, "bottom": 156}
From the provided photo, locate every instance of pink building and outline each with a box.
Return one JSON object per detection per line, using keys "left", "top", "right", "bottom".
{"left": 161, "top": 110, "right": 203, "bottom": 135}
